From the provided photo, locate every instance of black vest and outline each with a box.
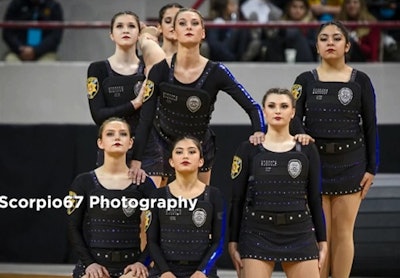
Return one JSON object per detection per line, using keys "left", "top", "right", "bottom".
{"left": 154, "top": 54, "right": 216, "bottom": 143}
{"left": 102, "top": 60, "right": 145, "bottom": 134}
{"left": 247, "top": 144, "right": 309, "bottom": 212}
{"left": 84, "top": 171, "right": 142, "bottom": 250}
{"left": 158, "top": 186, "right": 213, "bottom": 262}
{"left": 304, "top": 69, "right": 362, "bottom": 139}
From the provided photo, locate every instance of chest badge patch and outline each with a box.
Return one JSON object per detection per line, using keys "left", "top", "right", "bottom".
{"left": 192, "top": 208, "right": 207, "bottom": 227}
{"left": 186, "top": 96, "right": 202, "bottom": 113}
{"left": 87, "top": 77, "right": 99, "bottom": 99}
{"left": 122, "top": 199, "right": 135, "bottom": 217}
{"left": 288, "top": 159, "right": 302, "bottom": 179}
{"left": 338, "top": 87, "right": 353, "bottom": 106}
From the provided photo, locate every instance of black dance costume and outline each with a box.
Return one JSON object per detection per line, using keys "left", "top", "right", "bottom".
{"left": 291, "top": 69, "right": 379, "bottom": 195}
{"left": 147, "top": 185, "right": 226, "bottom": 277}
{"left": 132, "top": 54, "right": 265, "bottom": 176}
{"left": 68, "top": 171, "right": 155, "bottom": 278}
{"left": 230, "top": 142, "right": 326, "bottom": 261}
{"left": 87, "top": 60, "right": 163, "bottom": 174}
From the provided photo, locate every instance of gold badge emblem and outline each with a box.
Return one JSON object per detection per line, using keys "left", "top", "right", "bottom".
{"left": 291, "top": 84, "right": 302, "bottom": 100}
{"left": 143, "top": 80, "right": 154, "bottom": 102}
{"left": 87, "top": 77, "right": 99, "bottom": 99}
{"left": 231, "top": 155, "right": 242, "bottom": 179}
{"left": 143, "top": 210, "right": 152, "bottom": 231}
{"left": 67, "top": 191, "right": 78, "bottom": 215}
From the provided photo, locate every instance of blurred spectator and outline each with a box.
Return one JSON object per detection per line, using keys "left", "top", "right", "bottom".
{"left": 2, "top": 0, "right": 63, "bottom": 62}
{"left": 368, "top": 0, "right": 400, "bottom": 61}
{"left": 240, "top": 0, "right": 284, "bottom": 61}
{"left": 279, "top": 0, "right": 317, "bottom": 62}
{"left": 207, "top": 0, "right": 259, "bottom": 61}
{"left": 337, "top": 0, "right": 380, "bottom": 62}
{"left": 309, "top": 0, "right": 343, "bottom": 21}
{"left": 271, "top": 0, "right": 291, "bottom": 10}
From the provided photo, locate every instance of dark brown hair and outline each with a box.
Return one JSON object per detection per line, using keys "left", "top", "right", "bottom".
{"left": 170, "top": 135, "right": 204, "bottom": 159}
{"left": 98, "top": 117, "right": 131, "bottom": 139}
{"left": 158, "top": 3, "right": 184, "bottom": 23}
{"left": 110, "top": 11, "right": 141, "bottom": 33}
{"left": 262, "top": 88, "right": 296, "bottom": 108}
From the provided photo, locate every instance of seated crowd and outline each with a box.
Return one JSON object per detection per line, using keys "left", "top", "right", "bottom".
{"left": 2, "top": 0, "right": 400, "bottom": 62}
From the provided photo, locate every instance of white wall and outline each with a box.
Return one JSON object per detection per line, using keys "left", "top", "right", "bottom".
{"left": 0, "top": 62, "right": 398, "bottom": 125}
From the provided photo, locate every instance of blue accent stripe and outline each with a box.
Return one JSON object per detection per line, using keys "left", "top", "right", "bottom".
{"left": 218, "top": 63, "right": 266, "bottom": 133}
{"left": 202, "top": 204, "right": 227, "bottom": 275}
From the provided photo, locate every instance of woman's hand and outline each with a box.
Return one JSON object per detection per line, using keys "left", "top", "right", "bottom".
{"left": 249, "top": 131, "right": 265, "bottom": 145}
{"left": 228, "top": 242, "right": 243, "bottom": 276}
{"left": 131, "top": 80, "right": 146, "bottom": 110}
{"left": 122, "top": 262, "right": 148, "bottom": 278}
{"left": 129, "top": 160, "right": 147, "bottom": 184}
{"left": 293, "top": 133, "right": 315, "bottom": 145}
{"left": 360, "top": 172, "right": 375, "bottom": 199}
{"left": 84, "top": 263, "right": 110, "bottom": 278}
{"left": 317, "top": 241, "right": 328, "bottom": 270}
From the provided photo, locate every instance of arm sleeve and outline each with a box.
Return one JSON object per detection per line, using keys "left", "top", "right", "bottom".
{"left": 291, "top": 73, "right": 308, "bottom": 134}
{"left": 87, "top": 62, "right": 137, "bottom": 126}
{"left": 197, "top": 187, "right": 226, "bottom": 275}
{"left": 147, "top": 189, "right": 171, "bottom": 274}
{"left": 135, "top": 178, "right": 157, "bottom": 265}
{"left": 67, "top": 174, "right": 95, "bottom": 267}
{"left": 358, "top": 72, "right": 379, "bottom": 174}
{"left": 138, "top": 177, "right": 157, "bottom": 198}
{"left": 34, "top": 1, "right": 64, "bottom": 57}
{"left": 229, "top": 141, "right": 251, "bottom": 242}
{"left": 305, "top": 144, "right": 326, "bottom": 242}
{"left": 216, "top": 64, "right": 266, "bottom": 133}
{"left": 131, "top": 63, "right": 163, "bottom": 161}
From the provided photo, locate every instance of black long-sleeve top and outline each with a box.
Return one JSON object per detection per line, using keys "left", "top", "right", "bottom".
{"left": 67, "top": 171, "right": 155, "bottom": 267}
{"left": 229, "top": 141, "right": 326, "bottom": 243}
{"left": 2, "top": 0, "right": 63, "bottom": 58}
{"left": 291, "top": 69, "right": 379, "bottom": 175}
{"left": 131, "top": 59, "right": 266, "bottom": 161}
{"left": 87, "top": 60, "right": 145, "bottom": 128}
{"left": 147, "top": 185, "right": 226, "bottom": 275}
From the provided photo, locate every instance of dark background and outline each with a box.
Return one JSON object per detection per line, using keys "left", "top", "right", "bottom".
{"left": 0, "top": 124, "right": 399, "bottom": 276}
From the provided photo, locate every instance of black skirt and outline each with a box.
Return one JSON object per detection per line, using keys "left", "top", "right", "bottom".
{"left": 239, "top": 210, "right": 319, "bottom": 262}
{"left": 320, "top": 145, "right": 366, "bottom": 195}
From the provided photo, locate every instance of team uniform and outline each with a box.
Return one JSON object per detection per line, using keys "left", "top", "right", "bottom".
{"left": 67, "top": 171, "right": 156, "bottom": 278}
{"left": 230, "top": 142, "right": 326, "bottom": 261}
{"left": 132, "top": 54, "right": 265, "bottom": 177}
{"left": 87, "top": 60, "right": 162, "bottom": 175}
{"left": 146, "top": 185, "right": 226, "bottom": 277}
{"left": 291, "top": 69, "right": 379, "bottom": 195}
